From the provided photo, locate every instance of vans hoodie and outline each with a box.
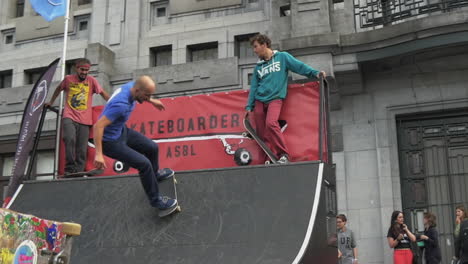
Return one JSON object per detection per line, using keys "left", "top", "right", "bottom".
{"left": 246, "top": 50, "right": 320, "bottom": 111}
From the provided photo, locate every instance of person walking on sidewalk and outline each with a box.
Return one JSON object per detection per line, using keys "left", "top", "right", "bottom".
{"left": 46, "top": 58, "right": 110, "bottom": 175}
{"left": 337, "top": 214, "right": 358, "bottom": 264}
{"left": 245, "top": 34, "right": 325, "bottom": 163}
{"left": 93, "top": 76, "right": 176, "bottom": 211}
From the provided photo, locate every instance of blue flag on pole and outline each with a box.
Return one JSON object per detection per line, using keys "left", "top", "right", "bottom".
{"left": 30, "top": 0, "right": 67, "bottom": 22}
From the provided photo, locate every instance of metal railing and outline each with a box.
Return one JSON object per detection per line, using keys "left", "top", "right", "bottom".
{"left": 354, "top": 0, "right": 468, "bottom": 29}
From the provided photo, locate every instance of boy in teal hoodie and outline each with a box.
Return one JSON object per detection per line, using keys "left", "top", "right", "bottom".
{"left": 245, "top": 34, "right": 325, "bottom": 163}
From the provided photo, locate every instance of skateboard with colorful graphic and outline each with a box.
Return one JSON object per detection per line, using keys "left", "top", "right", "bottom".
{"left": 158, "top": 175, "right": 181, "bottom": 217}
{"left": 242, "top": 115, "right": 279, "bottom": 164}
{"left": 0, "top": 208, "right": 81, "bottom": 264}
{"left": 60, "top": 168, "right": 103, "bottom": 178}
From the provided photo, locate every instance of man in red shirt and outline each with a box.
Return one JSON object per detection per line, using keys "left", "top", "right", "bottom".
{"left": 46, "top": 58, "right": 110, "bottom": 175}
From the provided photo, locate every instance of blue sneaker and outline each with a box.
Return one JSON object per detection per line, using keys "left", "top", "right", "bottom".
{"left": 156, "top": 196, "right": 177, "bottom": 210}
{"left": 157, "top": 168, "right": 174, "bottom": 181}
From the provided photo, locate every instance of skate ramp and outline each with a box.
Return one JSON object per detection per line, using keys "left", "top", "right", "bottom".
{"left": 10, "top": 162, "right": 336, "bottom": 264}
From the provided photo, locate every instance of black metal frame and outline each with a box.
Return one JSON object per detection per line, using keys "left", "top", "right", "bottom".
{"left": 354, "top": 0, "right": 468, "bottom": 29}
{"left": 25, "top": 106, "right": 58, "bottom": 180}
{"left": 318, "top": 74, "right": 333, "bottom": 164}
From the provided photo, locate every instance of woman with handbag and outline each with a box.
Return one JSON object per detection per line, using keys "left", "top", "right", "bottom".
{"left": 387, "top": 211, "right": 417, "bottom": 264}
{"left": 419, "top": 212, "right": 442, "bottom": 264}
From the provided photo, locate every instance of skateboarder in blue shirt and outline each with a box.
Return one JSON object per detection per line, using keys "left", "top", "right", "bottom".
{"left": 93, "top": 75, "right": 177, "bottom": 211}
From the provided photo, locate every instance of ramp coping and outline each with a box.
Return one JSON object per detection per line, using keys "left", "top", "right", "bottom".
{"left": 5, "top": 183, "right": 24, "bottom": 209}
{"left": 22, "top": 161, "right": 324, "bottom": 184}
{"left": 292, "top": 162, "right": 324, "bottom": 264}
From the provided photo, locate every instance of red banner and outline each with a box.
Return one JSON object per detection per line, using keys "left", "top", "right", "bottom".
{"left": 59, "top": 81, "right": 325, "bottom": 176}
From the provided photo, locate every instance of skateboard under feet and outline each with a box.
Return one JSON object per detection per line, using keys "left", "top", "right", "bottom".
{"left": 158, "top": 174, "right": 181, "bottom": 218}
{"left": 243, "top": 115, "right": 279, "bottom": 164}
{"left": 60, "top": 169, "right": 103, "bottom": 178}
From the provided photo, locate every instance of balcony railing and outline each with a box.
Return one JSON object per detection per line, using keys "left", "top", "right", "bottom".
{"left": 354, "top": 0, "right": 468, "bottom": 30}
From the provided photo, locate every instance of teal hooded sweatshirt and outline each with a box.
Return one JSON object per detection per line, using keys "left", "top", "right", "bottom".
{"left": 246, "top": 50, "right": 320, "bottom": 111}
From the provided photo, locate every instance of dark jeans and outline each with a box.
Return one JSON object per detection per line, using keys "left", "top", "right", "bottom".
{"left": 62, "top": 118, "right": 90, "bottom": 173}
{"left": 103, "top": 127, "right": 160, "bottom": 207}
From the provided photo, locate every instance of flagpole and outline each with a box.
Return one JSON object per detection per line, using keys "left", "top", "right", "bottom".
{"left": 53, "top": 0, "right": 71, "bottom": 178}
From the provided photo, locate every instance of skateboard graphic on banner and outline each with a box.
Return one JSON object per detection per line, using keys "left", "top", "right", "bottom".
{"left": 158, "top": 175, "right": 181, "bottom": 218}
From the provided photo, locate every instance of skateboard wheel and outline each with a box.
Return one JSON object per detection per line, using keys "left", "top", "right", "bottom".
{"left": 234, "top": 148, "right": 252, "bottom": 166}
{"left": 113, "top": 161, "right": 130, "bottom": 173}
{"left": 61, "top": 222, "right": 82, "bottom": 236}
{"left": 56, "top": 256, "right": 68, "bottom": 264}
{"left": 265, "top": 160, "right": 271, "bottom": 165}
{"left": 174, "top": 178, "right": 178, "bottom": 184}
{"left": 242, "top": 131, "right": 253, "bottom": 139}
{"left": 176, "top": 206, "right": 181, "bottom": 212}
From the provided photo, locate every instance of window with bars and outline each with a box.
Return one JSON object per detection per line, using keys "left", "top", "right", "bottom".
{"left": 78, "top": 0, "right": 92, "bottom": 5}
{"left": 35, "top": 151, "right": 55, "bottom": 179}
{"left": 2, "top": 29, "right": 15, "bottom": 45}
{"left": 157, "top": 7, "right": 166, "bottom": 17}
{"left": 150, "top": 45, "right": 172, "bottom": 67}
{"left": 65, "top": 60, "right": 77, "bottom": 75}
{"left": 74, "top": 15, "right": 90, "bottom": 39}
{"left": 1, "top": 155, "right": 14, "bottom": 177}
{"left": 0, "top": 151, "right": 54, "bottom": 179}
{"left": 235, "top": 33, "right": 257, "bottom": 59}
{"left": 247, "top": 0, "right": 260, "bottom": 8}
{"left": 79, "top": 20, "right": 88, "bottom": 31}
{"left": 5, "top": 35, "right": 13, "bottom": 44}
{"left": 151, "top": 1, "right": 169, "bottom": 26}
{"left": 24, "top": 67, "right": 47, "bottom": 85}
{"left": 0, "top": 70, "right": 13, "bottom": 89}
{"left": 187, "top": 42, "right": 218, "bottom": 62}
{"left": 354, "top": 0, "right": 468, "bottom": 30}
{"left": 333, "top": 0, "right": 344, "bottom": 9}
{"left": 16, "top": 0, "right": 24, "bottom": 17}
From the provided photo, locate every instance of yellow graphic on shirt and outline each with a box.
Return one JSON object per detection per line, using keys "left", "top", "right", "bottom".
{"left": 67, "top": 82, "right": 89, "bottom": 111}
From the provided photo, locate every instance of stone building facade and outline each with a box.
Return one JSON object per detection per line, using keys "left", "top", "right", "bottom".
{"left": 0, "top": 1, "right": 467, "bottom": 263}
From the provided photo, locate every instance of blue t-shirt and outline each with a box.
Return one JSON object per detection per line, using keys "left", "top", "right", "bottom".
{"left": 101, "top": 81, "right": 136, "bottom": 141}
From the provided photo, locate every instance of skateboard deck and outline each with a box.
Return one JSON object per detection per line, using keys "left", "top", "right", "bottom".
{"left": 158, "top": 175, "right": 181, "bottom": 217}
{"left": 61, "top": 169, "right": 103, "bottom": 178}
{"left": 0, "top": 208, "right": 81, "bottom": 264}
{"left": 243, "top": 115, "right": 279, "bottom": 164}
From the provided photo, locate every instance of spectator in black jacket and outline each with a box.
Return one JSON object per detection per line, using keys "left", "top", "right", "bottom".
{"left": 455, "top": 218, "right": 468, "bottom": 264}
{"left": 419, "top": 212, "right": 441, "bottom": 264}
